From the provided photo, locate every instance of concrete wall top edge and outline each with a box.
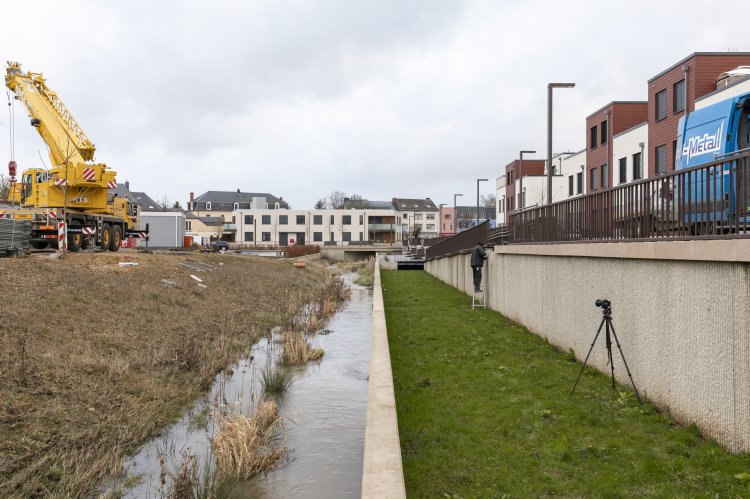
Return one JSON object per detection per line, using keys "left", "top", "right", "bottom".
{"left": 492, "top": 239, "right": 750, "bottom": 263}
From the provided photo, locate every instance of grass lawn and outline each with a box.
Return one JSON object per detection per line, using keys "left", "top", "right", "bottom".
{"left": 382, "top": 270, "right": 750, "bottom": 498}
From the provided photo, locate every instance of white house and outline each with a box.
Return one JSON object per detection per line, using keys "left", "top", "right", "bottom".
{"left": 612, "top": 122, "right": 648, "bottom": 186}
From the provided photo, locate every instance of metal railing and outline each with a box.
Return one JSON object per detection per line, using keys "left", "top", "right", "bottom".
{"left": 511, "top": 151, "right": 750, "bottom": 243}
{"left": 426, "top": 222, "right": 489, "bottom": 260}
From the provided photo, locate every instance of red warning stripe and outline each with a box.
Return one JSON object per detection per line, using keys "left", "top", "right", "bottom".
{"left": 82, "top": 168, "right": 96, "bottom": 181}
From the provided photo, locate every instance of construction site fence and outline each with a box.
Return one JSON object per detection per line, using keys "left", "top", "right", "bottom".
{"left": 510, "top": 150, "right": 750, "bottom": 243}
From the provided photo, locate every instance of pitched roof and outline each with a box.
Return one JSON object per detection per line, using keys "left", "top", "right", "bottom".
{"left": 130, "top": 191, "right": 162, "bottom": 211}
{"left": 108, "top": 183, "right": 138, "bottom": 204}
{"left": 391, "top": 198, "right": 438, "bottom": 211}
{"left": 185, "top": 211, "right": 224, "bottom": 226}
{"left": 193, "top": 190, "right": 288, "bottom": 208}
{"left": 342, "top": 198, "right": 394, "bottom": 209}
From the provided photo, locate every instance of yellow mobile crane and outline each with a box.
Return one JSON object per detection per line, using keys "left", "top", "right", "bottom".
{"left": 2, "top": 62, "right": 147, "bottom": 251}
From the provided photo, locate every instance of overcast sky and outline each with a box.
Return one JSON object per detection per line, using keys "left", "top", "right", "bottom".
{"left": 1, "top": 1, "right": 747, "bottom": 209}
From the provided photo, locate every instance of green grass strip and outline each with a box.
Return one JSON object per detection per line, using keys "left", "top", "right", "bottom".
{"left": 382, "top": 270, "right": 750, "bottom": 498}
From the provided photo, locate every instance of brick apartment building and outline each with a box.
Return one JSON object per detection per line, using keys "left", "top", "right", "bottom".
{"left": 585, "top": 102, "right": 648, "bottom": 192}
{"left": 501, "top": 158, "right": 546, "bottom": 223}
{"left": 647, "top": 52, "right": 750, "bottom": 177}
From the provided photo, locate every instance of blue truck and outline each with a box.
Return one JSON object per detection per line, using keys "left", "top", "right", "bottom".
{"left": 675, "top": 90, "right": 750, "bottom": 230}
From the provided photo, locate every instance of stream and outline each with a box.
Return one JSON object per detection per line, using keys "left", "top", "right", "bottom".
{"left": 110, "top": 272, "right": 372, "bottom": 498}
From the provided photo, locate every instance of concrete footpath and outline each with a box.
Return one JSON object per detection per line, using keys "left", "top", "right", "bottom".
{"left": 361, "top": 258, "right": 406, "bottom": 498}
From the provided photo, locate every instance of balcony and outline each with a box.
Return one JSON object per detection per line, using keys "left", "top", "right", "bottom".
{"left": 369, "top": 223, "right": 399, "bottom": 232}
{"left": 222, "top": 223, "right": 237, "bottom": 232}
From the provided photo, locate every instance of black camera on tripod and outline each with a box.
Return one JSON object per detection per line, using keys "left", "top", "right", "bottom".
{"left": 595, "top": 299, "right": 611, "bottom": 309}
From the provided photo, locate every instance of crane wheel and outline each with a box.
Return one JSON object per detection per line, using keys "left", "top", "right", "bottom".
{"left": 110, "top": 225, "right": 123, "bottom": 252}
{"left": 68, "top": 229, "right": 83, "bottom": 252}
{"left": 100, "top": 223, "right": 111, "bottom": 250}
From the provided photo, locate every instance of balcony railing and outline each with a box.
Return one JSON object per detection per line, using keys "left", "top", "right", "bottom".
{"left": 368, "top": 223, "right": 399, "bottom": 231}
{"left": 510, "top": 150, "right": 750, "bottom": 243}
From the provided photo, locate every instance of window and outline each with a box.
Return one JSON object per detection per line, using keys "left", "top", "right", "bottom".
{"left": 359, "top": 215, "right": 363, "bottom": 224}
{"left": 655, "top": 89, "right": 667, "bottom": 120}
{"left": 233, "top": 202, "right": 239, "bottom": 210}
{"left": 518, "top": 193, "right": 522, "bottom": 209}
{"left": 601, "top": 120, "right": 608, "bottom": 145}
{"left": 296, "top": 215, "right": 305, "bottom": 224}
{"left": 426, "top": 214, "right": 435, "bottom": 220}
{"left": 672, "top": 140, "right": 678, "bottom": 169}
{"left": 415, "top": 214, "right": 422, "bottom": 220}
{"left": 632, "top": 152, "right": 642, "bottom": 180}
{"left": 591, "top": 168, "right": 598, "bottom": 191}
{"left": 205, "top": 202, "right": 212, "bottom": 210}
{"left": 576, "top": 171, "right": 583, "bottom": 194}
{"left": 445, "top": 213, "right": 451, "bottom": 219}
{"left": 342, "top": 215, "right": 351, "bottom": 225}
{"left": 426, "top": 224, "right": 435, "bottom": 231}
{"left": 231, "top": 216, "right": 235, "bottom": 224}
{"left": 313, "top": 215, "right": 322, "bottom": 225}
{"left": 244, "top": 215, "right": 254, "bottom": 224}
{"left": 673, "top": 79, "right": 686, "bottom": 113}
{"left": 186, "top": 221, "right": 192, "bottom": 231}
{"left": 403, "top": 213, "right": 408, "bottom": 219}
{"left": 331, "top": 215, "right": 335, "bottom": 224}
{"left": 590, "top": 125, "right": 598, "bottom": 148}
{"left": 619, "top": 157, "right": 627, "bottom": 184}
{"left": 262, "top": 232, "right": 271, "bottom": 241}
{"left": 342, "top": 232, "right": 351, "bottom": 242}
{"left": 601, "top": 165, "right": 608, "bottom": 189}
{"left": 655, "top": 145, "right": 667, "bottom": 175}
{"left": 279, "top": 215, "right": 288, "bottom": 224}
{"left": 359, "top": 232, "right": 363, "bottom": 241}
{"left": 330, "top": 232, "right": 334, "bottom": 241}
{"left": 568, "top": 175, "right": 574, "bottom": 196}
{"left": 262, "top": 214, "right": 271, "bottom": 224}
{"left": 313, "top": 232, "right": 322, "bottom": 241}
{"left": 244, "top": 232, "right": 254, "bottom": 242}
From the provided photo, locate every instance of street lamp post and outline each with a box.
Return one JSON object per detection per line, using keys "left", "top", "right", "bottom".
{"left": 519, "top": 150, "right": 536, "bottom": 211}
{"left": 547, "top": 82, "right": 575, "bottom": 205}
{"left": 476, "top": 178, "right": 488, "bottom": 226}
{"left": 453, "top": 193, "right": 462, "bottom": 234}
{"left": 439, "top": 203, "right": 446, "bottom": 235}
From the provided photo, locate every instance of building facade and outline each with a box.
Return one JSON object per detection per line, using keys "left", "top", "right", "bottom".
{"left": 234, "top": 208, "right": 399, "bottom": 246}
{"left": 586, "top": 102, "right": 648, "bottom": 192}
{"left": 391, "top": 198, "right": 440, "bottom": 240}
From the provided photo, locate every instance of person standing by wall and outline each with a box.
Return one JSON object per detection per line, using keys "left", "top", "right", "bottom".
{"left": 470, "top": 241, "right": 486, "bottom": 293}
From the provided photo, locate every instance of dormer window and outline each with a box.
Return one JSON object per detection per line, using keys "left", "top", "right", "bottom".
{"left": 233, "top": 202, "right": 239, "bottom": 210}
{"left": 206, "top": 202, "right": 212, "bottom": 210}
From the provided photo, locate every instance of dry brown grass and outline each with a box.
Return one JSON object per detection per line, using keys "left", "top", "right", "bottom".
{"left": 281, "top": 331, "right": 324, "bottom": 365}
{"left": 0, "top": 251, "right": 328, "bottom": 498}
{"left": 212, "top": 400, "right": 285, "bottom": 480}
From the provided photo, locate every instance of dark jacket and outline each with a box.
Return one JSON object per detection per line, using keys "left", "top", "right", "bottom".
{"left": 470, "top": 244, "right": 486, "bottom": 267}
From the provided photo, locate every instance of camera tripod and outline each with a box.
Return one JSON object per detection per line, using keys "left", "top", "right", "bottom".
{"left": 571, "top": 300, "right": 642, "bottom": 404}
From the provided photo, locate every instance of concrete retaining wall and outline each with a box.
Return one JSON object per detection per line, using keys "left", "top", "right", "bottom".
{"left": 425, "top": 240, "right": 750, "bottom": 452}
{"left": 361, "top": 259, "right": 406, "bottom": 498}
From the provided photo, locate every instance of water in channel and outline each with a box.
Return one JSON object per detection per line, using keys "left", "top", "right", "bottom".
{"left": 113, "top": 272, "right": 372, "bottom": 498}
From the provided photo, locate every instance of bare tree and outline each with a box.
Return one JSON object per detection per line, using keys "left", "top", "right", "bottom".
{"left": 159, "top": 194, "right": 170, "bottom": 210}
{"left": 481, "top": 193, "right": 496, "bottom": 209}
{"left": 327, "top": 190, "right": 347, "bottom": 209}
{"left": 0, "top": 174, "right": 10, "bottom": 202}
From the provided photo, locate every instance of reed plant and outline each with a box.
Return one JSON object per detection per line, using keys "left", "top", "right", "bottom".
{"left": 281, "top": 331, "right": 324, "bottom": 365}
{"left": 260, "top": 364, "right": 292, "bottom": 395}
{"left": 212, "top": 400, "right": 286, "bottom": 480}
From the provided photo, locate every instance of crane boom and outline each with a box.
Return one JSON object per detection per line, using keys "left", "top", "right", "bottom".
{"left": 5, "top": 61, "right": 96, "bottom": 166}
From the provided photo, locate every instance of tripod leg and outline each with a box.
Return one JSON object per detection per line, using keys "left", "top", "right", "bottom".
{"left": 606, "top": 320, "right": 615, "bottom": 389}
{"left": 571, "top": 317, "right": 606, "bottom": 395}
{"left": 608, "top": 321, "right": 643, "bottom": 404}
